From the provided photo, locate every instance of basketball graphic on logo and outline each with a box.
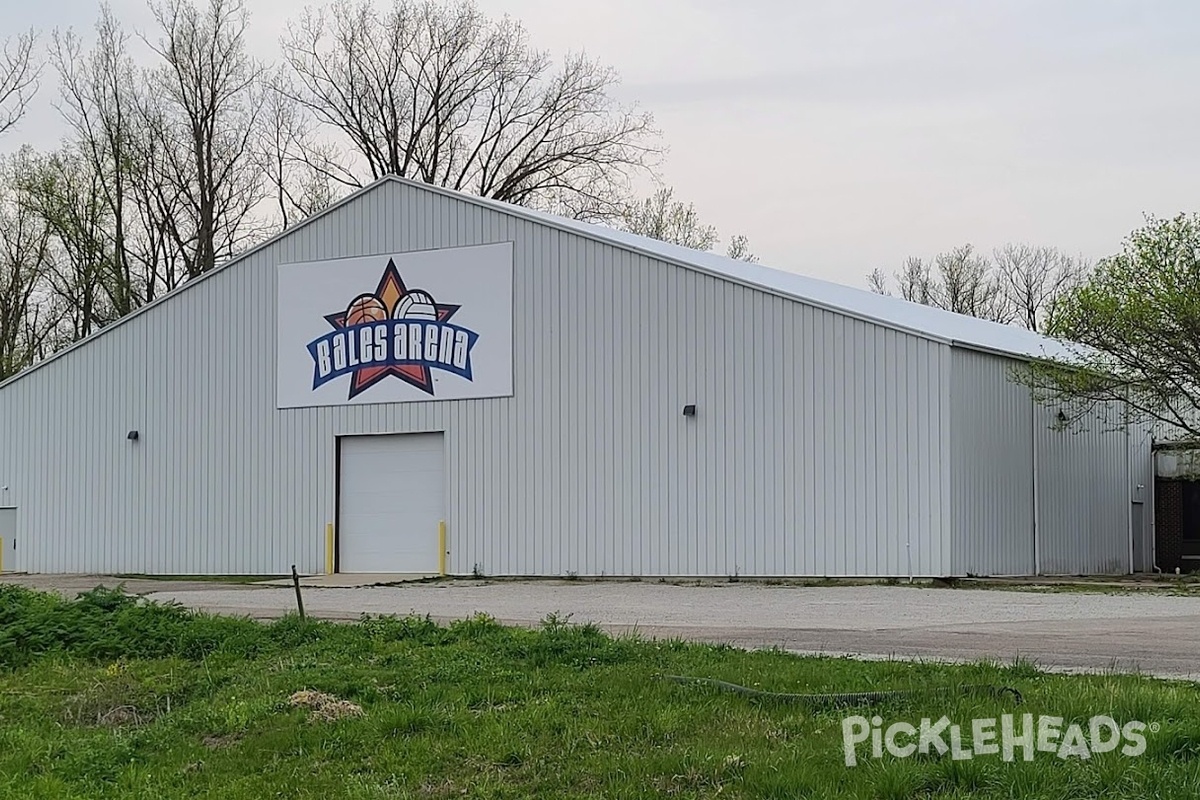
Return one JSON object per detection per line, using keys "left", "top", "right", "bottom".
{"left": 307, "top": 257, "right": 482, "bottom": 401}
{"left": 345, "top": 294, "right": 388, "bottom": 325}
{"left": 393, "top": 290, "right": 438, "bottom": 321}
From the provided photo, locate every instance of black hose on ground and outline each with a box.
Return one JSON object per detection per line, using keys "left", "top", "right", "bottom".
{"left": 662, "top": 675, "right": 1022, "bottom": 709}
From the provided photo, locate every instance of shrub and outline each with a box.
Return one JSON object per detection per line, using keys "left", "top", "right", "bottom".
{"left": 0, "top": 585, "right": 642, "bottom": 673}
{"left": 0, "top": 585, "right": 270, "bottom": 668}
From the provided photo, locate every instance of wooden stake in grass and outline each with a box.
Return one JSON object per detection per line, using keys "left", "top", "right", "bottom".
{"left": 291, "top": 565, "right": 306, "bottom": 621}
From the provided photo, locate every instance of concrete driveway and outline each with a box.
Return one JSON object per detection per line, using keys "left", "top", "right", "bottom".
{"left": 6, "top": 574, "right": 1199, "bottom": 679}
{"left": 109, "top": 579, "right": 1200, "bottom": 681}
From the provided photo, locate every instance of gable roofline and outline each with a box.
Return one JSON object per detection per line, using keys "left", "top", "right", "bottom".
{"left": 390, "top": 175, "right": 1077, "bottom": 362}
{"left": 0, "top": 175, "right": 399, "bottom": 391}
{"left": 1, "top": 174, "right": 1076, "bottom": 392}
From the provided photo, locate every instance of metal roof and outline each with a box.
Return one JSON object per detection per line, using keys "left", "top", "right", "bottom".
{"left": 440, "top": 180, "right": 1078, "bottom": 362}
{"left": 0, "top": 175, "right": 1077, "bottom": 392}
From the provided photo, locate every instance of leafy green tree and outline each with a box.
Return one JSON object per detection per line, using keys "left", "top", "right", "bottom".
{"left": 0, "top": 153, "right": 56, "bottom": 379}
{"left": 15, "top": 146, "right": 118, "bottom": 340}
{"left": 1024, "top": 213, "right": 1200, "bottom": 435}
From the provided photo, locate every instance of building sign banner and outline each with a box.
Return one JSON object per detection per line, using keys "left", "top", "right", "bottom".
{"left": 277, "top": 242, "right": 513, "bottom": 408}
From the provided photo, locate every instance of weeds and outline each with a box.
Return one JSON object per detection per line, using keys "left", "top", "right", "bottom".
{"left": 0, "top": 585, "right": 1197, "bottom": 798}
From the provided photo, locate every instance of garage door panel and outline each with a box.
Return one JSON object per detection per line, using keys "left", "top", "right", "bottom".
{"left": 339, "top": 433, "right": 445, "bottom": 573}
{"left": 340, "top": 491, "right": 443, "bottom": 507}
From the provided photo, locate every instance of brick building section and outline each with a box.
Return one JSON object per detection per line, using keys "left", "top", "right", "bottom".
{"left": 1155, "top": 479, "right": 1184, "bottom": 573}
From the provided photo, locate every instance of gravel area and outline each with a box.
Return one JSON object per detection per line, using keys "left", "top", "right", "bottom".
{"left": 141, "top": 581, "right": 1200, "bottom": 629}
{"left": 134, "top": 581, "right": 1200, "bottom": 680}
{"left": 9, "top": 575, "right": 1198, "bottom": 678}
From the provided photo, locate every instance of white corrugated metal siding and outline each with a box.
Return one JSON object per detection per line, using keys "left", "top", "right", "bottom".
{"left": 949, "top": 350, "right": 1036, "bottom": 575}
{"left": 0, "top": 179, "right": 954, "bottom": 576}
{"left": 1034, "top": 404, "right": 1131, "bottom": 574}
{"left": 949, "top": 350, "right": 1133, "bottom": 576}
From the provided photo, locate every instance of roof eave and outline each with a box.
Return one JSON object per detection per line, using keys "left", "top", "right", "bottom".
{"left": 0, "top": 176, "right": 399, "bottom": 392}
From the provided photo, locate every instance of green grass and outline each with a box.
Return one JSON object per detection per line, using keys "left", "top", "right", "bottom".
{"left": 1, "top": 586, "right": 1198, "bottom": 798}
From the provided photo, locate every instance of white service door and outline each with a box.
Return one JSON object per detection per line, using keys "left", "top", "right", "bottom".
{"left": 0, "top": 508, "right": 15, "bottom": 572}
{"left": 339, "top": 433, "right": 445, "bottom": 573}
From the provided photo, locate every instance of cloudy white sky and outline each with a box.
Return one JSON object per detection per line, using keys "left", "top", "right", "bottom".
{"left": 7, "top": 0, "right": 1200, "bottom": 286}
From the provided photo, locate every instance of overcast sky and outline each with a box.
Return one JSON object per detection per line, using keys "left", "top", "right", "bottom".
{"left": 7, "top": 0, "right": 1200, "bottom": 286}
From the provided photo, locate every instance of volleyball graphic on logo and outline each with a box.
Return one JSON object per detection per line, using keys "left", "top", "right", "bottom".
{"left": 309, "top": 257, "right": 478, "bottom": 400}
{"left": 345, "top": 293, "right": 388, "bottom": 325}
{"left": 393, "top": 290, "right": 438, "bottom": 321}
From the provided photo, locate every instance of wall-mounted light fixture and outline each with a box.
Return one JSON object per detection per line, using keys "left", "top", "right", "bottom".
{"left": 682, "top": 404, "right": 697, "bottom": 417}
{"left": 1056, "top": 409, "right": 1068, "bottom": 425}
{"left": 127, "top": 430, "right": 140, "bottom": 441}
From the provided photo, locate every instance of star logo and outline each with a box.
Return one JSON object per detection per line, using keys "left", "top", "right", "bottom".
{"left": 321, "top": 259, "right": 461, "bottom": 398}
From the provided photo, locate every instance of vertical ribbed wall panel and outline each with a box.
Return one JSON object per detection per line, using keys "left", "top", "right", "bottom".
{"left": 0, "top": 178, "right": 953, "bottom": 576}
{"left": 1035, "top": 403, "right": 1130, "bottom": 574}
{"left": 950, "top": 348, "right": 1132, "bottom": 576}
{"left": 949, "top": 350, "right": 1036, "bottom": 575}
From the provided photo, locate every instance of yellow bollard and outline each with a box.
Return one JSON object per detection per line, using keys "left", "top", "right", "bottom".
{"left": 324, "top": 523, "right": 334, "bottom": 575}
{"left": 438, "top": 520, "right": 447, "bottom": 576}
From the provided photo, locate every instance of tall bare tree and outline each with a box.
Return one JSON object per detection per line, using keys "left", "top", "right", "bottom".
{"left": 620, "top": 186, "right": 757, "bottom": 261}
{"left": 278, "top": 0, "right": 658, "bottom": 220}
{"left": 725, "top": 234, "right": 757, "bottom": 263}
{"left": 620, "top": 187, "right": 718, "bottom": 250}
{"left": 871, "top": 244, "right": 1083, "bottom": 329}
{"left": 866, "top": 267, "right": 888, "bottom": 295}
{"left": 52, "top": 8, "right": 141, "bottom": 315}
{"left": 0, "top": 30, "right": 40, "bottom": 137}
{"left": 992, "top": 243, "right": 1088, "bottom": 333}
{"left": 934, "top": 244, "right": 1010, "bottom": 322}
{"left": 257, "top": 72, "right": 340, "bottom": 231}
{"left": 144, "top": 0, "right": 266, "bottom": 276}
{"left": 126, "top": 93, "right": 190, "bottom": 299}
{"left": 893, "top": 256, "right": 936, "bottom": 305}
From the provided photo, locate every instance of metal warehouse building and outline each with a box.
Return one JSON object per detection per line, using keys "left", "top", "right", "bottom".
{"left": 0, "top": 176, "right": 1141, "bottom": 577}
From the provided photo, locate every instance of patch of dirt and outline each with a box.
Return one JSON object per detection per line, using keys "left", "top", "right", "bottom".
{"left": 418, "top": 778, "right": 468, "bottom": 798}
{"left": 65, "top": 698, "right": 153, "bottom": 728}
{"left": 64, "top": 671, "right": 160, "bottom": 728}
{"left": 95, "top": 704, "right": 145, "bottom": 727}
{"left": 201, "top": 733, "right": 241, "bottom": 749}
{"left": 287, "top": 689, "right": 364, "bottom": 722}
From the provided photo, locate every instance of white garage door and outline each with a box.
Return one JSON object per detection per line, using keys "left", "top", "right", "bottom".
{"left": 339, "top": 433, "right": 445, "bottom": 573}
